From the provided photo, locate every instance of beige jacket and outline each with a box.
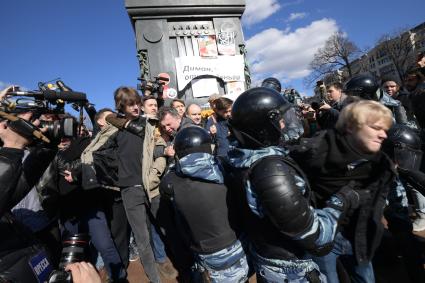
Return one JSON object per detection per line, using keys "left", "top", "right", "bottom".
{"left": 142, "top": 119, "right": 167, "bottom": 201}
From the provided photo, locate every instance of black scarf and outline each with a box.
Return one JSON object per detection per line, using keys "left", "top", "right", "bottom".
{"left": 308, "top": 129, "right": 384, "bottom": 207}
{"left": 300, "top": 129, "right": 395, "bottom": 263}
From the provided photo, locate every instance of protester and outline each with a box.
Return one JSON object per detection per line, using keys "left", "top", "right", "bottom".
{"left": 171, "top": 99, "right": 186, "bottom": 118}
{"left": 186, "top": 103, "right": 203, "bottom": 126}
{"left": 401, "top": 68, "right": 425, "bottom": 129}
{"left": 381, "top": 78, "right": 401, "bottom": 98}
{"left": 291, "top": 100, "right": 396, "bottom": 283}
{"left": 107, "top": 86, "right": 161, "bottom": 283}
{"left": 140, "top": 96, "right": 177, "bottom": 279}
{"left": 205, "top": 97, "right": 233, "bottom": 157}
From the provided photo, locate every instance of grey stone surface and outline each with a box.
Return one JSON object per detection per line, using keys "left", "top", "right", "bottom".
{"left": 125, "top": 0, "right": 249, "bottom": 105}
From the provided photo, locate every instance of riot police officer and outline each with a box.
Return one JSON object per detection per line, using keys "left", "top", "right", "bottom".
{"left": 261, "top": 77, "right": 304, "bottom": 144}
{"left": 378, "top": 124, "right": 425, "bottom": 283}
{"left": 225, "top": 87, "right": 363, "bottom": 282}
{"left": 344, "top": 74, "right": 409, "bottom": 125}
{"left": 261, "top": 77, "right": 282, "bottom": 93}
{"left": 160, "top": 127, "right": 249, "bottom": 283}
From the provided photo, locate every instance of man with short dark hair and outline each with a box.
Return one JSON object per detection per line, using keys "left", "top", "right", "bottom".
{"left": 314, "top": 83, "right": 347, "bottom": 130}
{"left": 141, "top": 96, "right": 158, "bottom": 116}
{"left": 417, "top": 52, "right": 425, "bottom": 76}
{"left": 381, "top": 78, "right": 401, "bottom": 98}
{"left": 205, "top": 97, "right": 233, "bottom": 157}
{"left": 159, "top": 106, "right": 194, "bottom": 137}
{"left": 140, "top": 97, "right": 177, "bottom": 279}
{"left": 171, "top": 99, "right": 186, "bottom": 118}
{"left": 398, "top": 70, "right": 425, "bottom": 129}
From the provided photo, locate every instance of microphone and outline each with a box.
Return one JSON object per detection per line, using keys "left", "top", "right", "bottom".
{"left": 7, "top": 90, "right": 87, "bottom": 102}
{"left": 43, "top": 90, "right": 87, "bottom": 102}
{"left": 56, "top": 80, "right": 73, "bottom": 92}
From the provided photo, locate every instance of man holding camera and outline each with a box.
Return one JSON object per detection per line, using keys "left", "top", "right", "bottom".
{"left": 315, "top": 82, "right": 348, "bottom": 130}
{"left": 0, "top": 85, "right": 59, "bottom": 282}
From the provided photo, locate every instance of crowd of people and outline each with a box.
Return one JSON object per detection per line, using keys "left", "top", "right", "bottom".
{"left": 0, "top": 53, "right": 425, "bottom": 283}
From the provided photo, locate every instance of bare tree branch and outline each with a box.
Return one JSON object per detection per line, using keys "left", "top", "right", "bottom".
{"left": 304, "top": 31, "right": 361, "bottom": 88}
{"left": 376, "top": 27, "right": 420, "bottom": 81}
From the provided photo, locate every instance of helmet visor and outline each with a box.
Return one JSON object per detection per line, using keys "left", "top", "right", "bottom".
{"left": 281, "top": 107, "right": 304, "bottom": 142}
{"left": 394, "top": 147, "right": 423, "bottom": 170}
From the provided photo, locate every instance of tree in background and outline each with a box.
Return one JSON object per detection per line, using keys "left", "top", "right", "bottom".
{"left": 304, "top": 31, "right": 361, "bottom": 87}
{"left": 376, "top": 27, "right": 423, "bottom": 82}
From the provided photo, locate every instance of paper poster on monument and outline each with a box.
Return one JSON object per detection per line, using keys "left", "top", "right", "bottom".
{"left": 198, "top": 35, "right": 218, "bottom": 57}
{"left": 225, "top": 81, "right": 245, "bottom": 101}
{"left": 175, "top": 55, "right": 245, "bottom": 91}
{"left": 191, "top": 78, "right": 219, "bottom": 98}
{"left": 217, "top": 31, "right": 236, "bottom": 55}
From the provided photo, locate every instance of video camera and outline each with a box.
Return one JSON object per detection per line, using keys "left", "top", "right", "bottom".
{"left": 138, "top": 76, "right": 169, "bottom": 97}
{"left": 0, "top": 80, "right": 89, "bottom": 143}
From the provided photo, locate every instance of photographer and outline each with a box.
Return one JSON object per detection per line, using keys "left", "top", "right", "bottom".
{"left": 0, "top": 86, "right": 58, "bottom": 282}
{"left": 36, "top": 116, "right": 128, "bottom": 283}
{"left": 316, "top": 82, "right": 348, "bottom": 130}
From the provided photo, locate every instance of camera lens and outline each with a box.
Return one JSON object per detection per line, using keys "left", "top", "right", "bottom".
{"left": 49, "top": 234, "right": 90, "bottom": 283}
{"left": 58, "top": 233, "right": 90, "bottom": 269}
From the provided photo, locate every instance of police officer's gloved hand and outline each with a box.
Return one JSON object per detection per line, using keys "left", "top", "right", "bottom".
{"left": 105, "top": 113, "right": 129, "bottom": 130}
{"left": 327, "top": 181, "right": 368, "bottom": 216}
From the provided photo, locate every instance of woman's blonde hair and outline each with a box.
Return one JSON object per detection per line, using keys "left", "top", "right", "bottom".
{"left": 335, "top": 100, "right": 393, "bottom": 133}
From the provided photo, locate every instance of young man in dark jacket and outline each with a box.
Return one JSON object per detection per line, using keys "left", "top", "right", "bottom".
{"left": 108, "top": 87, "right": 161, "bottom": 283}
{"left": 205, "top": 97, "right": 233, "bottom": 157}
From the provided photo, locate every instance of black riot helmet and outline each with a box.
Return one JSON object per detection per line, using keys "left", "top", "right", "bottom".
{"left": 382, "top": 124, "right": 423, "bottom": 170}
{"left": 229, "top": 87, "right": 292, "bottom": 149}
{"left": 344, "top": 74, "right": 380, "bottom": 100}
{"left": 261, "top": 77, "right": 282, "bottom": 93}
{"left": 174, "top": 126, "right": 212, "bottom": 158}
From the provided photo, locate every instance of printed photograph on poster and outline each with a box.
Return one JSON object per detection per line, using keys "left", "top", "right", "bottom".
{"left": 191, "top": 78, "right": 219, "bottom": 98}
{"left": 225, "top": 81, "right": 245, "bottom": 101}
{"left": 198, "top": 35, "right": 218, "bottom": 57}
{"left": 217, "top": 31, "right": 236, "bottom": 56}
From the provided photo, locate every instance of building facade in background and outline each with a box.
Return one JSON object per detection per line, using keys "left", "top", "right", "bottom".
{"left": 339, "top": 21, "right": 425, "bottom": 84}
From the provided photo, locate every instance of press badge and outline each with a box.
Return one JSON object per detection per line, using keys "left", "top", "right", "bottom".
{"left": 28, "top": 251, "right": 52, "bottom": 283}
